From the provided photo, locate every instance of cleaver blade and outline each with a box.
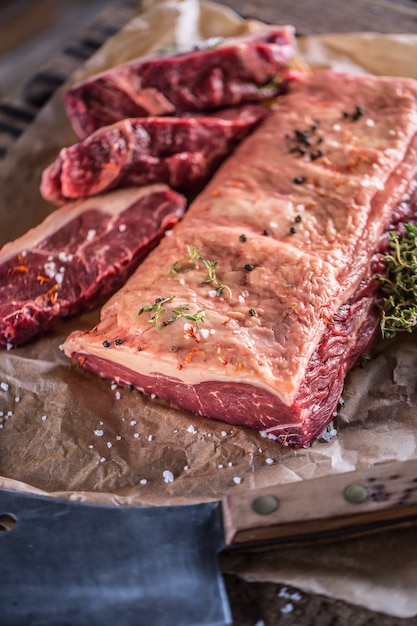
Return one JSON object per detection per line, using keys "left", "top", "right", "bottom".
{"left": 2, "top": 458, "right": 417, "bottom": 625}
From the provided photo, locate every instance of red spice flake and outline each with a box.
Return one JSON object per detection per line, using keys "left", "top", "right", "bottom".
{"left": 79, "top": 356, "right": 86, "bottom": 366}
{"left": 186, "top": 348, "right": 206, "bottom": 363}
{"left": 36, "top": 274, "right": 51, "bottom": 285}
{"left": 35, "top": 283, "right": 59, "bottom": 306}
{"left": 211, "top": 190, "right": 220, "bottom": 197}
{"left": 12, "top": 264, "right": 28, "bottom": 273}
{"left": 215, "top": 344, "right": 228, "bottom": 365}
{"left": 235, "top": 362, "right": 242, "bottom": 372}
{"left": 319, "top": 307, "right": 334, "bottom": 326}
{"left": 184, "top": 325, "right": 200, "bottom": 342}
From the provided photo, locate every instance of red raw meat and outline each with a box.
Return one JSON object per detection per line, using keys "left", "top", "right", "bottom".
{"left": 41, "top": 105, "right": 268, "bottom": 205}
{"left": 0, "top": 185, "right": 185, "bottom": 347}
{"left": 63, "top": 26, "right": 294, "bottom": 138}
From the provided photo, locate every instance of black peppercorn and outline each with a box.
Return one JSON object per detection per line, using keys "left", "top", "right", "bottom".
{"left": 244, "top": 263, "right": 254, "bottom": 272}
{"left": 102, "top": 340, "right": 111, "bottom": 348}
{"left": 293, "top": 176, "right": 305, "bottom": 185}
{"left": 115, "top": 338, "right": 123, "bottom": 345}
{"left": 289, "top": 226, "right": 297, "bottom": 234}
{"left": 239, "top": 234, "right": 247, "bottom": 242}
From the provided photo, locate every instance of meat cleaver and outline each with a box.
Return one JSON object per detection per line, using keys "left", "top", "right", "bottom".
{"left": 1, "top": 458, "right": 417, "bottom": 626}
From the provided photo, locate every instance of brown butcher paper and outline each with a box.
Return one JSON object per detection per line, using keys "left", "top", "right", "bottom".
{"left": 1, "top": 0, "right": 417, "bottom": 617}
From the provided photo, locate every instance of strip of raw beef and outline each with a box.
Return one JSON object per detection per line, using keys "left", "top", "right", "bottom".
{"left": 63, "top": 26, "right": 294, "bottom": 138}
{"left": 0, "top": 185, "right": 185, "bottom": 348}
{"left": 40, "top": 105, "right": 268, "bottom": 205}
{"left": 62, "top": 70, "right": 417, "bottom": 447}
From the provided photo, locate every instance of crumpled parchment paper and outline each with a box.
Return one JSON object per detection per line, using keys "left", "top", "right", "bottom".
{"left": 1, "top": 0, "right": 417, "bottom": 617}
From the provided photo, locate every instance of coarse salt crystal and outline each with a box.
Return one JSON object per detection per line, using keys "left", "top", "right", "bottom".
{"left": 265, "top": 458, "right": 274, "bottom": 465}
{"left": 43, "top": 261, "right": 56, "bottom": 278}
{"left": 187, "top": 425, "right": 197, "bottom": 434}
{"left": 365, "top": 118, "right": 375, "bottom": 127}
{"left": 148, "top": 435, "right": 153, "bottom": 442}
{"left": 15, "top": 396, "right": 20, "bottom": 403}
{"left": 55, "top": 272, "right": 64, "bottom": 285}
{"left": 140, "top": 479, "right": 148, "bottom": 485}
{"left": 100, "top": 457, "right": 106, "bottom": 463}
{"left": 233, "top": 477, "right": 241, "bottom": 485}
{"left": 218, "top": 464, "right": 224, "bottom": 469}
{"left": 115, "top": 391, "right": 121, "bottom": 400}
{"left": 228, "top": 462, "right": 233, "bottom": 468}
{"left": 7, "top": 411, "right": 13, "bottom": 417}
{"left": 184, "top": 465, "right": 189, "bottom": 471}
{"left": 0, "top": 424, "right": 3, "bottom": 429}
{"left": 106, "top": 442, "right": 112, "bottom": 449}
{"left": 1, "top": 382, "right": 9, "bottom": 391}
{"left": 41, "top": 415, "right": 47, "bottom": 421}
{"left": 280, "top": 603, "right": 294, "bottom": 614}
{"left": 210, "top": 329, "right": 216, "bottom": 335}
{"left": 279, "top": 588, "right": 302, "bottom": 601}
{"left": 111, "top": 383, "right": 118, "bottom": 390}
{"left": 94, "top": 429, "right": 104, "bottom": 437}
{"left": 221, "top": 431, "right": 227, "bottom": 437}
{"left": 130, "top": 420, "right": 137, "bottom": 426}
{"left": 269, "top": 220, "right": 278, "bottom": 227}
{"left": 86, "top": 229, "right": 96, "bottom": 241}
{"left": 200, "top": 328, "right": 209, "bottom": 339}
{"left": 208, "top": 290, "right": 217, "bottom": 298}
{"left": 164, "top": 229, "right": 173, "bottom": 237}
{"left": 332, "top": 123, "right": 341, "bottom": 131}
{"left": 133, "top": 433, "right": 140, "bottom": 439}
{"left": 150, "top": 394, "right": 156, "bottom": 400}
{"left": 179, "top": 277, "right": 185, "bottom": 285}
{"left": 88, "top": 444, "right": 94, "bottom": 449}
{"left": 115, "top": 436, "right": 122, "bottom": 441}
{"left": 163, "top": 470, "right": 174, "bottom": 483}
{"left": 119, "top": 224, "right": 127, "bottom": 232}
{"left": 238, "top": 295, "right": 245, "bottom": 303}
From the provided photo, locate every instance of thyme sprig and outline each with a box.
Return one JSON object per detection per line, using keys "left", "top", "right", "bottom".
{"left": 171, "top": 244, "right": 232, "bottom": 298}
{"left": 377, "top": 224, "right": 417, "bottom": 338}
{"left": 170, "top": 245, "right": 201, "bottom": 275}
{"left": 138, "top": 296, "right": 207, "bottom": 329}
{"left": 201, "top": 259, "right": 232, "bottom": 298}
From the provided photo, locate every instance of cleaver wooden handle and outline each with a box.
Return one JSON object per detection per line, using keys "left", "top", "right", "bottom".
{"left": 222, "top": 458, "right": 417, "bottom": 547}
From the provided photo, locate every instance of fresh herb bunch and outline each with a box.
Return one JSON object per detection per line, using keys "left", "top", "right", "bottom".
{"left": 377, "top": 224, "right": 417, "bottom": 338}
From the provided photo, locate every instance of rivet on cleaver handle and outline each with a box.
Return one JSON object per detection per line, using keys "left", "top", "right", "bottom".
{"left": 222, "top": 458, "right": 417, "bottom": 547}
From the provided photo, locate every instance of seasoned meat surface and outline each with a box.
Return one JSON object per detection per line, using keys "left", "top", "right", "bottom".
{"left": 62, "top": 70, "right": 417, "bottom": 445}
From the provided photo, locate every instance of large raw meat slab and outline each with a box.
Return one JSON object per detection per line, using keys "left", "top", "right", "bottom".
{"left": 63, "top": 26, "right": 294, "bottom": 138}
{"left": 63, "top": 70, "right": 417, "bottom": 446}
{"left": 0, "top": 185, "right": 185, "bottom": 348}
{"left": 40, "top": 105, "right": 268, "bottom": 204}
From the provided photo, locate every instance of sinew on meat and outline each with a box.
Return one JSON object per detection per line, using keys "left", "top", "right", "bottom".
{"left": 0, "top": 185, "right": 185, "bottom": 347}
{"left": 40, "top": 105, "right": 268, "bottom": 205}
{"left": 63, "top": 26, "right": 295, "bottom": 138}
{"left": 62, "top": 70, "right": 417, "bottom": 446}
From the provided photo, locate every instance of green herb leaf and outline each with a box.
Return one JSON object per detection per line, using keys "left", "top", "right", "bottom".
{"left": 377, "top": 224, "right": 417, "bottom": 338}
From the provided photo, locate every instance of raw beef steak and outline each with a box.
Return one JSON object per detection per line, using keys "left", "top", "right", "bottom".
{"left": 63, "top": 26, "right": 294, "bottom": 138}
{"left": 41, "top": 105, "right": 268, "bottom": 205}
{"left": 62, "top": 70, "right": 417, "bottom": 446}
{"left": 0, "top": 185, "right": 185, "bottom": 348}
